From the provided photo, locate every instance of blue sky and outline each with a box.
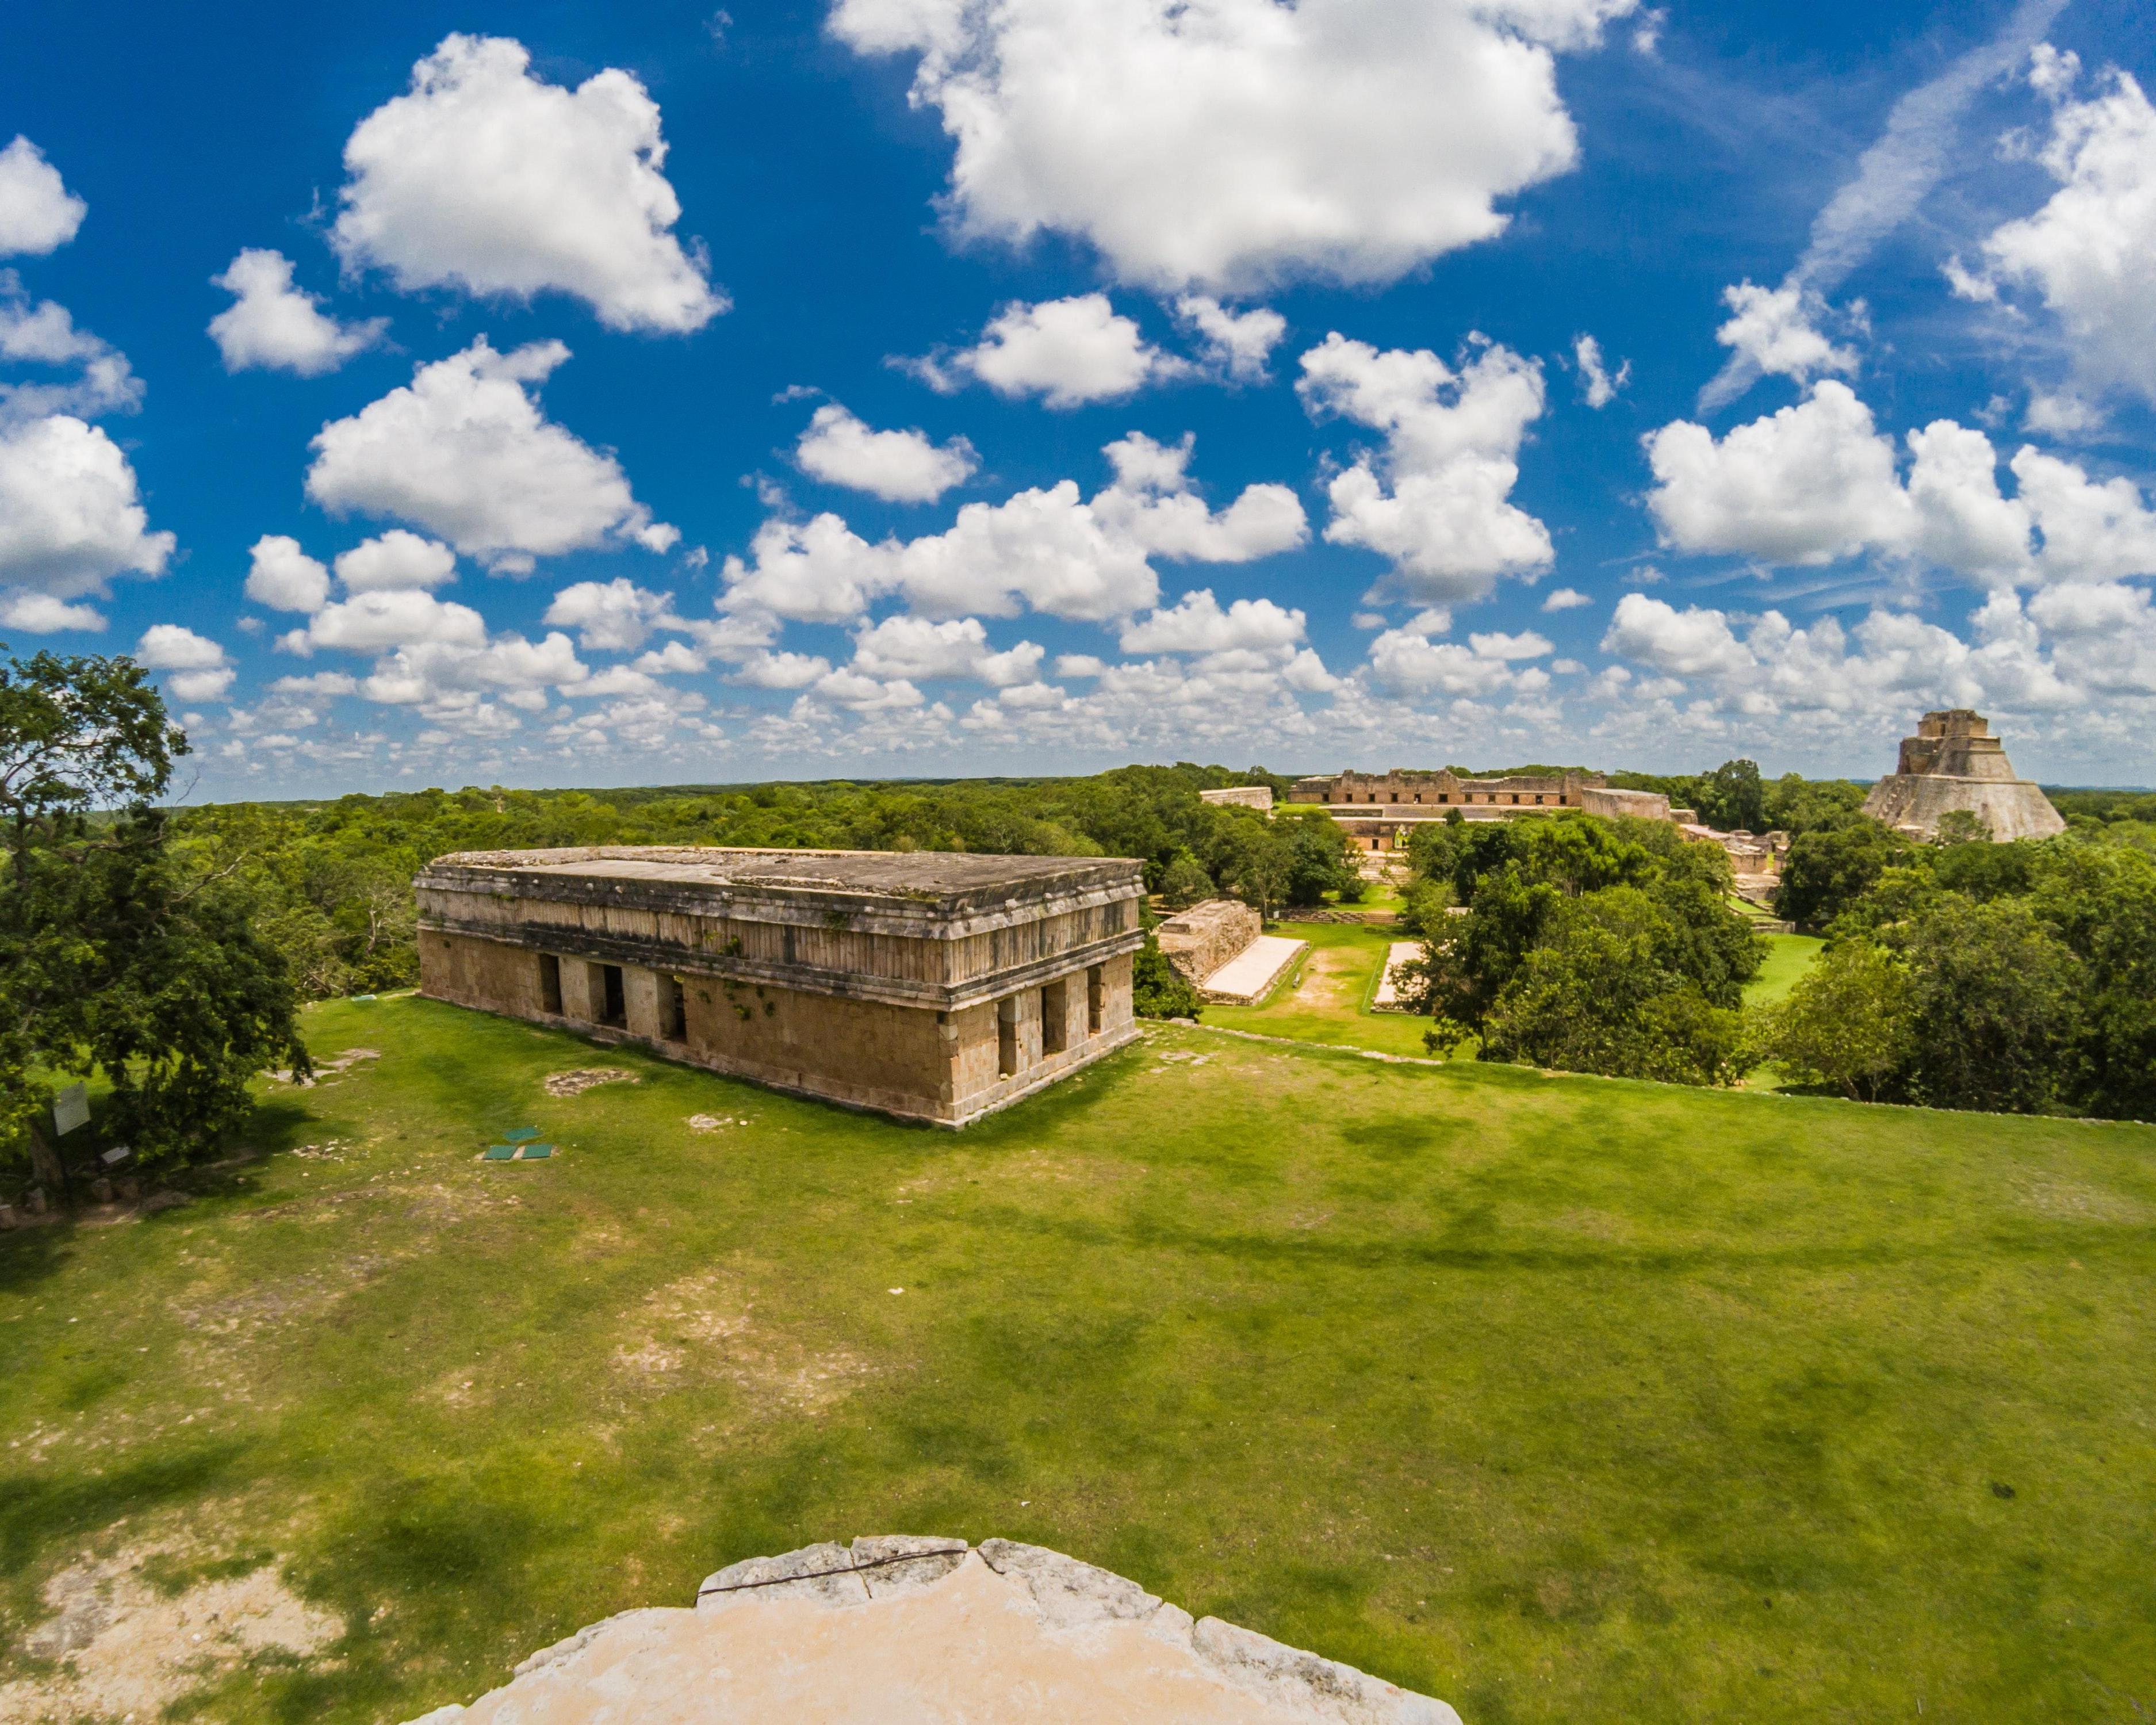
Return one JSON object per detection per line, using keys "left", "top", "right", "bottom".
{"left": 3, "top": 0, "right": 2152, "bottom": 796}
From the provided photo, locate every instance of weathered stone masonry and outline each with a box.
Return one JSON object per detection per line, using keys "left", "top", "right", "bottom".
{"left": 415, "top": 847, "right": 1146, "bottom": 1126}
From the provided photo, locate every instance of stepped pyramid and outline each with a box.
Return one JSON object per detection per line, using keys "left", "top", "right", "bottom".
{"left": 1863, "top": 710, "right": 2065, "bottom": 842}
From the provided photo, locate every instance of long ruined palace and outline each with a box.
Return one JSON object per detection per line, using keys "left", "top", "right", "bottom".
{"left": 1863, "top": 709, "right": 2066, "bottom": 842}
{"left": 414, "top": 847, "right": 1144, "bottom": 1126}
{"left": 1287, "top": 768, "right": 1686, "bottom": 854}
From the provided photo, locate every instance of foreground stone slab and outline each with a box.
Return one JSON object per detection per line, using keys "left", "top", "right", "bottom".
{"left": 403, "top": 1536, "right": 1457, "bottom": 1724}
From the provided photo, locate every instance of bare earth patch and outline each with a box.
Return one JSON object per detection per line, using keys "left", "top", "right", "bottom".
{"left": 0, "top": 1547, "right": 340, "bottom": 1724}
{"left": 545, "top": 1069, "right": 637, "bottom": 1098}
{"left": 614, "top": 1271, "right": 867, "bottom": 1414}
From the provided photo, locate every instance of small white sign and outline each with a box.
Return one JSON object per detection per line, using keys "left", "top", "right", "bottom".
{"left": 101, "top": 1145, "right": 132, "bottom": 1166}
{"left": 52, "top": 1084, "right": 90, "bottom": 1137}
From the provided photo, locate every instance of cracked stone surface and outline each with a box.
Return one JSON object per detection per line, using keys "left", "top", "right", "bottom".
{"left": 403, "top": 1536, "right": 1459, "bottom": 1724}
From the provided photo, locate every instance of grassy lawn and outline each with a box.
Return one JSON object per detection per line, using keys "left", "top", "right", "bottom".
{"left": 5, "top": 995, "right": 2155, "bottom": 1722}
{"left": 1744, "top": 932, "right": 1826, "bottom": 1007}
{"left": 1204, "top": 921, "right": 1436, "bottom": 1058}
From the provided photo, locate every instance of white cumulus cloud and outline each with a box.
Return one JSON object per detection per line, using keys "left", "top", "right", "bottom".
{"left": 135, "top": 624, "right": 234, "bottom": 701}
{"left": 1645, "top": 381, "right": 1913, "bottom": 567}
{"left": 1646, "top": 380, "right": 2156, "bottom": 586}
{"left": 245, "top": 536, "right": 331, "bottom": 614}
{"left": 331, "top": 34, "right": 724, "bottom": 334}
{"left": 0, "top": 592, "right": 104, "bottom": 633}
{"left": 1118, "top": 588, "right": 1305, "bottom": 654}
{"left": 0, "top": 273, "right": 143, "bottom": 422}
{"left": 849, "top": 614, "right": 1044, "bottom": 686}
{"left": 1092, "top": 433, "right": 1307, "bottom": 563}
{"left": 719, "top": 433, "right": 1301, "bottom": 628}
{"left": 1973, "top": 66, "right": 2156, "bottom": 411}
{"left": 0, "top": 415, "right": 173, "bottom": 603}
{"left": 795, "top": 402, "right": 976, "bottom": 502}
{"left": 334, "top": 530, "right": 457, "bottom": 593}
{"left": 1299, "top": 331, "right": 1552, "bottom": 603}
{"left": 209, "top": 249, "right": 385, "bottom": 376}
{"left": 829, "top": 0, "right": 1636, "bottom": 292}
{"left": 914, "top": 294, "right": 1186, "bottom": 407}
{"left": 1175, "top": 297, "right": 1287, "bottom": 382}
{"left": 305, "top": 338, "right": 674, "bottom": 572}
{"left": 543, "top": 577, "right": 678, "bottom": 652}
{"left": 1710, "top": 281, "right": 1859, "bottom": 390}
{"left": 0, "top": 137, "right": 86, "bottom": 257}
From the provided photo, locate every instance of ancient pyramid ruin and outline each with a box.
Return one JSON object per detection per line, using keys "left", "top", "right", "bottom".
{"left": 1863, "top": 710, "right": 2066, "bottom": 842}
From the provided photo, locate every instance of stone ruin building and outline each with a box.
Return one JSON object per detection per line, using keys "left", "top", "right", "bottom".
{"left": 1153, "top": 898, "right": 1306, "bottom": 1005}
{"left": 1197, "top": 785, "right": 1274, "bottom": 812}
{"left": 413, "top": 847, "right": 1144, "bottom": 1126}
{"left": 1863, "top": 710, "right": 2066, "bottom": 842}
{"left": 1286, "top": 768, "right": 1685, "bottom": 855}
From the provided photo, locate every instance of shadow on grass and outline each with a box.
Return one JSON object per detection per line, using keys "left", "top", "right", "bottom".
{"left": 0, "top": 1222, "right": 76, "bottom": 1298}
{"left": 0, "top": 1441, "right": 253, "bottom": 1582}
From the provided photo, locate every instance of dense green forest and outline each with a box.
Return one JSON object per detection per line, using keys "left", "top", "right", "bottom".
{"left": 11, "top": 644, "right": 2156, "bottom": 1191}
{"left": 164, "top": 764, "right": 1369, "bottom": 1001}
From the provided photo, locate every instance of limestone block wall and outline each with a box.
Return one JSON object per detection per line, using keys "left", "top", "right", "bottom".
{"left": 1154, "top": 900, "right": 1261, "bottom": 985}
{"left": 419, "top": 931, "right": 1138, "bottom": 1126}
{"left": 1862, "top": 774, "right": 2066, "bottom": 842}
{"left": 1198, "top": 785, "right": 1274, "bottom": 812}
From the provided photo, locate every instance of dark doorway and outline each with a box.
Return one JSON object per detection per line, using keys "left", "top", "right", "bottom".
{"left": 538, "top": 953, "right": 562, "bottom": 1014}
{"left": 1040, "top": 978, "right": 1068, "bottom": 1055}
{"left": 600, "top": 964, "right": 627, "bottom": 1028}
{"left": 659, "top": 973, "right": 687, "bottom": 1041}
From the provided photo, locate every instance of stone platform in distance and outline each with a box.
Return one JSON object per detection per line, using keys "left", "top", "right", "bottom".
{"left": 1369, "top": 942, "right": 1423, "bottom": 1011}
{"left": 1199, "top": 934, "right": 1307, "bottom": 1004}
{"left": 404, "top": 1535, "right": 1458, "bottom": 1725}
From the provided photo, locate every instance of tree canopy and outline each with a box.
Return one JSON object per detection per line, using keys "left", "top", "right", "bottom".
{"left": 2, "top": 649, "right": 308, "bottom": 1190}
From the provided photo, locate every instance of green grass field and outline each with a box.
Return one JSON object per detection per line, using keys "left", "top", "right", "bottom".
{"left": 1745, "top": 933, "right": 1827, "bottom": 1007}
{"left": 1204, "top": 921, "right": 1435, "bottom": 1057}
{"left": 3, "top": 995, "right": 2153, "bottom": 1722}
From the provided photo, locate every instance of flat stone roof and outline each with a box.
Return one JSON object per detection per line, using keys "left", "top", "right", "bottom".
{"left": 420, "top": 846, "right": 1140, "bottom": 909}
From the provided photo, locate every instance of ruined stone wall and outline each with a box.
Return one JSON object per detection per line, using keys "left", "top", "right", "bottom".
{"left": 1577, "top": 786, "right": 1674, "bottom": 821}
{"left": 1288, "top": 768, "right": 1600, "bottom": 810}
{"left": 1198, "top": 786, "right": 1274, "bottom": 812}
{"left": 420, "top": 931, "right": 1138, "bottom": 1126}
{"left": 1154, "top": 900, "right": 1261, "bottom": 984}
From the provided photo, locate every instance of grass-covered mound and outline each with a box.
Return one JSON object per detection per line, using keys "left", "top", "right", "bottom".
{"left": 3, "top": 996, "right": 2151, "bottom": 1722}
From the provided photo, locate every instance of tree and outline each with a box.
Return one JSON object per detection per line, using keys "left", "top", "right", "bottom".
{"left": 1762, "top": 774, "right": 1867, "bottom": 835}
{"left": 1895, "top": 898, "right": 2083, "bottom": 1115}
{"left": 1280, "top": 812, "right": 1362, "bottom": 907}
{"left": 1695, "top": 759, "right": 1767, "bottom": 832}
{"left": 1209, "top": 813, "right": 1292, "bottom": 919}
{"left": 1747, "top": 940, "right": 1914, "bottom": 1101}
{"left": 1776, "top": 820, "right": 1916, "bottom": 927}
{"left": 1476, "top": 888, "right": 1745, "bottom": 1085}
{"left": 2, "top": 649, "right": 309, "bottom": 1187}
{"left": 1131, "top": 929, "right": 1203, "bottom": 1020}
{"left": 1156, "top": 851, "right": 1214, "bottom": 911}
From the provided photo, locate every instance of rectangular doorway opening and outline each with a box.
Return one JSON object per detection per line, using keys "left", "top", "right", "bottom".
{"left": 599, "top": 963, "right": 627, "bottom": 1029}
{"left": 658, "top": 973, "right": 686, "bottom": 1041}
{"left": 538, "top": 953, "right": 562, "bottom": 1015}
{"left": 1041, "top": 979, "right": 1069, "bottom": 1055}
{"left": 997, "top": 996, "right": 1020, "bottom": 1078}
{"left": 1086, "top": 965, "right": 1104, "bottom": 1035}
